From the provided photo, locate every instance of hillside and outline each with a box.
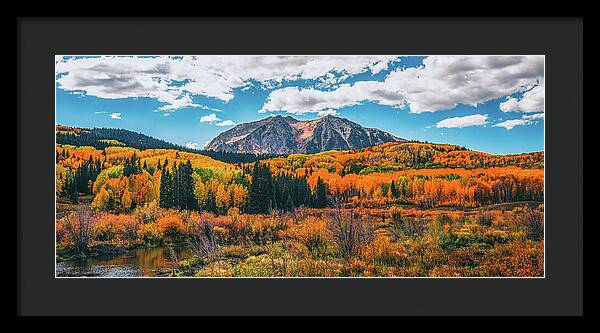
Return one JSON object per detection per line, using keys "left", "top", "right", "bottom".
{"left": 265, "top": 141, "right": 544, "bottom": 175}
{"left": 56, "top": 125, "right": 281, "bottom": 164}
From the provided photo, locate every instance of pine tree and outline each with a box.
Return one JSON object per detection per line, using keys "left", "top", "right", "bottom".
{"left": 285, "top": 191, "right": 294, "bottom": 212}
{"left": 159, "top": 169, "right": 172, "bottom": 208}
{"left": 390, "top": 180, "right": 399, "bottom": 198}
{"left": 181, "top": 160, "right": 197, "bottom": 210}
{"left": 67, "top": 177, "right": 78, "bottom": 204}
{"left": 314, "top": 177, "right": 328, "bottom": 208}
{"left": 247, "top": 162, "right": 273, "bottom": 214}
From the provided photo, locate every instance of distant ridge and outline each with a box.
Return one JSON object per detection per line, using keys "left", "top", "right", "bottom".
{"left": 55, "top": 125, "right": 282, "bottom": 164}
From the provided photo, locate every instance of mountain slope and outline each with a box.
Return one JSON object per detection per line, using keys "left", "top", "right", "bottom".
{"left": 205, "top": 115, "right": 406, "bottom": 154}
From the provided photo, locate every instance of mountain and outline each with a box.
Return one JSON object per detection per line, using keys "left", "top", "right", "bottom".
{"left": 204, "top": 115, "right": 406, "bottom": 154}
{"left": 55, "top": 125, "right": 280, "bottom": 164}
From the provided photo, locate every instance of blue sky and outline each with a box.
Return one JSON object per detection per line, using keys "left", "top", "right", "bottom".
{"left": 55, "top": 55, "right": 544, "bottom": 154}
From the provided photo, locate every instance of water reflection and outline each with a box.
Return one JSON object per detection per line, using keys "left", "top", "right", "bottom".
{"left": 56, "top": 246, "right": 193, "bottom": 277}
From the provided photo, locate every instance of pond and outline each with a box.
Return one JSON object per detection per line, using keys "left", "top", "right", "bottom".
{"left": 56, "top": 246, "right": 194, "bottom": 277}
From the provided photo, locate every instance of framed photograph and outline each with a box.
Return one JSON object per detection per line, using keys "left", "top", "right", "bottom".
{"left": 18, "top": 17, "right": 583, "bottom": 316}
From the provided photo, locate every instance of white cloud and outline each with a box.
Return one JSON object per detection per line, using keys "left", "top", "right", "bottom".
{"left": 200, "top": 113, "right": 220, "bottom": 123}
{"left": 436, "top": 114, "right": 488, "bottom": 128}
{"left": 56, "top": 55, "right": 399, "bottom": 111}
{"left": 317, "top": 109, "right": 338, "bottom": 117}
{"left": 523, "top": 113, "right": 545, "bottom": 120}
{"left": 216, "top": 120, "right": 236, "bottom": 127}
{"left": 110, "top": 112, "right": 122, "bottom": 119}
{"left": 185, "top": 142, "right": 200, "bottom": 149}
{"left": 200, "top": 113, "right": 234, "bottom": 126}
{"left": 199, "top": 105, "right": 223, "bottom": 112}
{"left": 260, "top": 56, "right": 544, "bottom": 114}
{"left": 493, "top": 112, "right": 544, "bottom": 130}
{"left": 493, "top": 119, "right": 528, "bottom": 130}
{"left": 94, "top": 111, "right": 106, "bottom": 114}
{"left": 499, "top": 82, "right": 544, "bottom": 113}
{"left": 158, "top": 94, "right": 201, "bottom": 111}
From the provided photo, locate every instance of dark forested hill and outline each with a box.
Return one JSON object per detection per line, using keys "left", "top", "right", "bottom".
{"left": 56, "top": 125, "right": 282, "bottom": 164}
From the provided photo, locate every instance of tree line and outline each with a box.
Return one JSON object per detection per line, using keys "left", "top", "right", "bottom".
{"left": 57, "top": 151, "right": 103, "bottom": 203}
{"left": 56, "top": 126, "right": 283, "bottom": 164}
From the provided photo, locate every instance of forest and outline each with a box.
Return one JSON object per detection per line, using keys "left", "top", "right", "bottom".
{"left": 55, "top": 139, "right": 544, "bottom": 277}
{"left": 56, "top": 125, "right": 282, "bottom": 164}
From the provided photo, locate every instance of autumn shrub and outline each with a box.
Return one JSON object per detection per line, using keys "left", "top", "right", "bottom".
{"left": 328, "top": 208, "right": 374, "bottom": 261}
{"left": 186, "top": 213, "right": 220, "bottom": 260}
{"left": 228, "top": 212, "right": 252, "bottom": 245}
{"left": 422, "top": 244, "right": 448, "bottom": 271}
{"left": 403, "top": 216, "right": 427, "bottom": 238}
{"left": 289, "top": 258, "right": 343, "bottom": 277}
{"left": 513, "top": 205, "right": 544, "bottom": 241}
{"left": 362, "top": 235, "right": 407, "bottom": 267}
{"left": 234, "top": 254, "right": 283, "bottom": 277}
{"left": 426, "top": 216, "right": 458, "bottom": 250}
{"left": 287, "top": 217, "right": 331, "bottom": 259}
{"left": 444, "top": 247, "right": 484, "bottom": 272}
{"left": 93, "top": 214, "right": 123, "bottom": 241}
{"left": 249, "top": 216, "right": 283, "bottom": 245}
{"left": 476, "top": 211, "right": 494, "bottom": 227}
{"left": 92, "top": 213, "right": 141, "bottom": 242}
{"left": 482, "top": 240, "right": 544, "bottom": 277}
{"left": 387, "top": 206, "right": 404, "bottom": 241}
{"left": 56, "top": 220, "right": 67, "bottom": 245}
{"left": 389, "top": 206, "right": 403, "bottom": 224}
{"left": 195, "top": 261, "right": 234, "bottom": 277}
{"left": 137, "top": 223, "right": 162, "bottom": 246}
{"left": 342, "top": 258, "right": 368, "bottom": 276}
{"left": 156, "top": 214, "right": 187, "bottom": 242}
{"left": 134, "top": 201, "right": 162, "bottom": 224}
{"left": 220, "top": 245, "right": 249, "bottom": 259}
{"left": 61, "top": 208, "right": 94, "bottom": 254}
{"left": 121, "top": 215, "right": 141, "bottom": 241}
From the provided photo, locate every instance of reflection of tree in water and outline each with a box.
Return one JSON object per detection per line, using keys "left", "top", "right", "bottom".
{"left": 134, "top": 246, "right": 193, "bottom": 275}
{"left": 57, "top": 246, "right": 195, "bottom": 277}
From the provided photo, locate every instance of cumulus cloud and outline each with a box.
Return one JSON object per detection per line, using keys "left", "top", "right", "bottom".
{"left": 523, "top": 113, "right": 545, "bottom": 120}
{"left": 110, "top": 112, "right": 122, "bottom": 119}
{"left": 436, "top": 114, "right": 488, "bottom": 128}
{"left": 260, "top": 56, "right": 544, "bottom": 114}
{"left": 215, "top": 120, "right": 236, "bottom": 127}
{"left": 199, "top": 113, "right": 234, "bottom": 126}
{"left": 499, "top": 82, "right": 545, "bottom": 113}
{"left": 493, "top": 112, "right": 544, "bottom": 130}
{"left": 55, "top": 55, "right": 399, "bottom": 111}
{"left": 185, "top": 142, "right": 200, "bottom": 149}
{"left": 317, "top": 109, "right": 338, "bottom": 117}
{"left": 158, "top": 94, "right": 201, "bottom": 111}
{"left": 200, "top": 113, "right": 220, "bottom": 123}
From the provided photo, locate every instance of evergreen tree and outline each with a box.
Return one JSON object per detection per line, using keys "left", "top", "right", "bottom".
{"left": 181, "top": 160, "right": 197, "bottom": 210}
{"left": 247, "top": 162, "right": 273, "bottom": 214}
{"left": 390, "top": 180, "right": 399, "bottom": 198}
{"left": 314, "top": 177, "right": 328, "bottom": 208}
{"left": 67, "top": 177, "right": 78, "bottom": 204}
{"left": 285, "top": 191, "right": 294, "bottom": 212}
{"left": 159, "top": 169, "right": 172, "bottom": 208}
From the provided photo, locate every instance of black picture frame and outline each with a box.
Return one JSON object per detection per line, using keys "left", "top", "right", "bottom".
{"left": 17, "top": 17, "right": 583, "bottom": 316}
